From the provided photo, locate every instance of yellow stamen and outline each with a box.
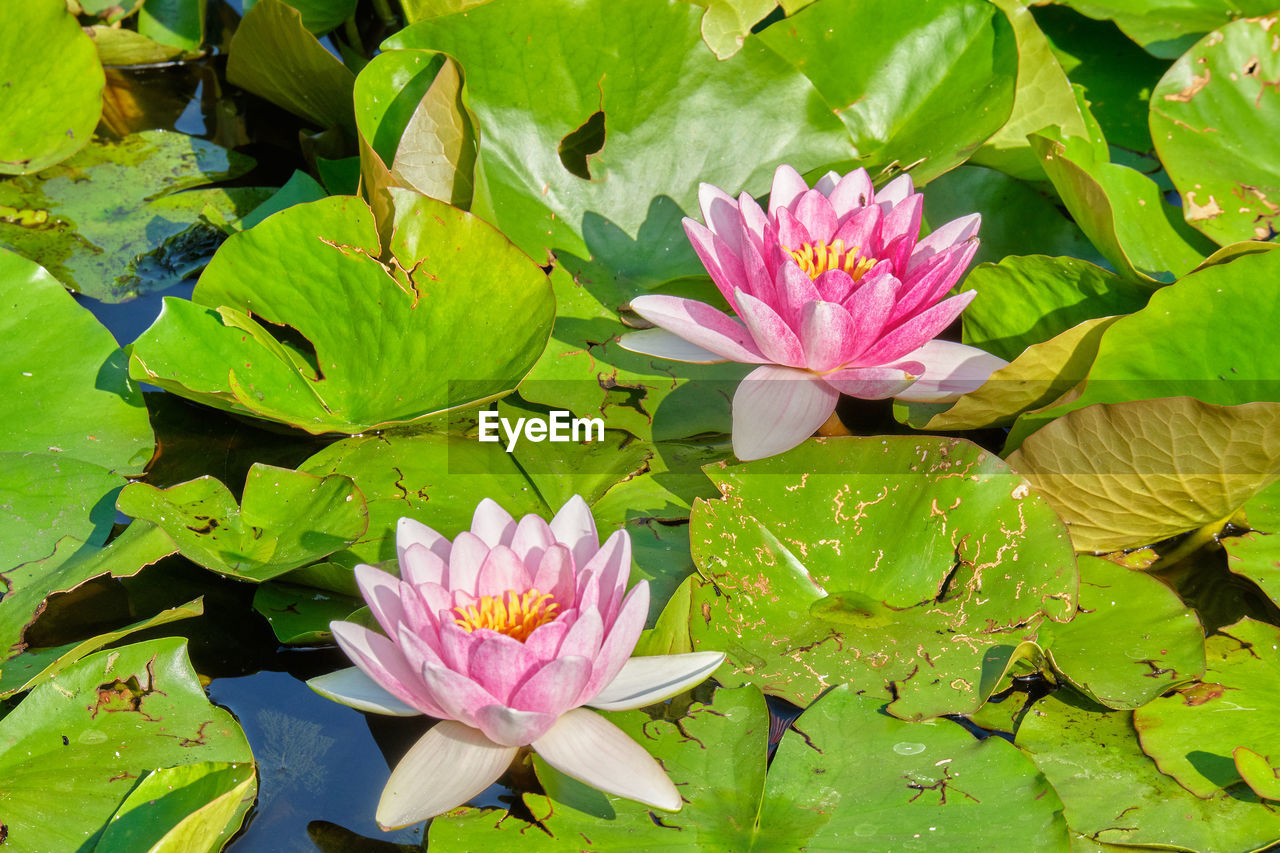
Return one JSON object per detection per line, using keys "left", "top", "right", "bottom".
{"left": 452, "top": 589, "right": 560, "bottom": 642}
{"left": 786, "top": 238, "right": 877, "bottom": 282}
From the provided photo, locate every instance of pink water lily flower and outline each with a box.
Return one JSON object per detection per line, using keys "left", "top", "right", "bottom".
{"left": 308, "top": 496, "right": 724, "bottom": 829}
{"left": 619, "top": 165, "right": 1007, "bottom": 460}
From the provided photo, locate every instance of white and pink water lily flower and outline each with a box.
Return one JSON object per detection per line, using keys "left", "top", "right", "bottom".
{"left": 307, "top": 495, "right": 724, "bottom": 829}
{"left": 619, "top": 165, "right": 1008, "bottom": 461}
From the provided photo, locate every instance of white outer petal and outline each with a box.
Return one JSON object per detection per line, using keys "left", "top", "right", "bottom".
{"left": 618, "top": 328, "right": 731, "bottom": 364}
{"left": 587, "top": 652, "right": 726, "bottom": 711}
{"left": 532, "top": 708, "right": 682, "bottom": 811}
{"left": 307, "top": 667, "right": 422, "bottom": 717}
{"left": 892, "top": 339, "right": 1009, "bottom": 402}
{"left": 376, "top": 721, "right": 517, "bottom": 829}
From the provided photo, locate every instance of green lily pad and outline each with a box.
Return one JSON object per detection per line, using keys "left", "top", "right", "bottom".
{"left": 757, "top": 0, "right": 1018, "bottom": 185}
{"left": 923, "top": 168, "right": 1098, "bottom": 269}
{"left": 898, "top": 316, "right": 1120, "bottom": 432}
{"left": 684, "top": 0, "right": 776, "bottom": 59}
{"left": 85, "top": 26, "right": 186, "bottom": 65}
{"left": 687, "top": 436, "right": 1077, "bottom": 718}
{"left": 0, "top": 637, "right": 253, "bottom": 851}
{"left": 1151, "top": 16, "right": 1280, "bottom": 244}
{"left": 431, "top": 684, "right": 1068, "bottom": 850}
{"left": 0, "top": 0, "right": 103, "bottom": 174}
{"left": 244, "top": 0, "right": 357, "bottom": 33}
{"left": 94, "top": 761, "right": 256, "bottom": 853}
{"left": 116, "top": 464, "right": 368, "bottom": 582}
{"left": 1039, "top": 556, "right": 1205, "bottom": 709}
{"left": 967, "top": 0, "right": 1096, "bottom": 180}
{"left": 1225, "top": 532, "right": 1280, "bottom": 610}
{"left": 959, "top": 254, "right": 1150, "bottom": 363}
{"left": 0, "top": 597, "right": 202, "bottom": 700}
{"left": 1134, "top": 617, "right": 1280, "bottom": 798}
{"left": 1052, "top": 0, "right": 1277, "bottom": 58}
{"left": 1235, "top": 746, "right": 1280, "bottom": 801}
{"left": 0, "top": 131, "right": 258, "bottom": 302}
{"left": 1007, "top": 247, "right": 1280, "bottom": 446}
{"left": 129, "top": 192, "right": 555, "bottom": 434}
{"left": 227, "top": 0, "right": 356, "bottom": 131}
{"left": 1007, "top": 398, "right": 1280, "bottom": 552}
{"left": 138, "top": 0, "right": 206, "bottom": 51}
{"left": 1030, "top": 129, "right": 1214, "bottom": 283}
{"left": 0, "top": 522, "right": 178, "bottom": 672}
{"left": 251, "top": 582, "right": 361, "bottom": 644}
{"left": 0, "top": 453, "right": 124, "bottom": 570}
{"left": 1017, "top": 690, "right": 1280, "bottom": 850}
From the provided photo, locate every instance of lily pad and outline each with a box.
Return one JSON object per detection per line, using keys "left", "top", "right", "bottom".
{"left": 685, "top": 0, "right": 776, "bottom": 59}
{"left": 430, "top": 684, "right": 1069, "bottom": 851}
{"left": 1236, "top": 746, "right": 1280, "bottom": 801}
{"left": 958, "top": 254, "right": 1150, "bottom": 363}
{"left": 898, "top": 316, "right": 1120, "bottom": 432}
{"left": 1225, "top": 532, "right": 1280, "bottom": 610}
{"left": 251, "top": 582, "right": 362, "bottom": 644}
{"left": 129, "top": 192, "right": 555, "bottom": 434}
{"left": 1150, "top": 16, "right": 1280, "bottom": 244}
{"left": 1133, "top": 617, "right": 1280, "bottom": 798}
{"left": 138, "top": 0, "right": 206, "bottom": 51}
{"left": 1006, "top": 398, "right": 1280, "bottom": 552}
{"left": 1039, "top": 555, "right": 1205, "bottom": 709}
{"left": 0, "top": 637, "right": 254, "bottom": 851}
{"left": 1030, "top": 129, "right": 1214, "bottom": 283}
{"left": 94, "top": 761, "right": 256, "bottom": 853}
{"left": 1017, "top": 690, "right": 1280, "bottom": 851}
{"left": 243, "top": 0, "right": 358, "bottom": 34}
{"left": 0, "top": 131, "right": 258, "bottom": 302}
{"left": 1007, "top": 247, "right": 1280, "bottom": 445}
{"left": 687, "top": 436, "right": 1077, "bottom": 718}
{"left": 0, "top": 0, "right": 103, "bottom": 174}
{"left": 1053, "top": 0, "right": 1277, "bottom": 58}
{"left": 227, "top": 0, "right": 356, "bottom": 131}
{"left": 756, "top": 0, "right": 1018, "bottom": 185}
{"left": 116, "top": 464, "right": 369, "bottom": 582}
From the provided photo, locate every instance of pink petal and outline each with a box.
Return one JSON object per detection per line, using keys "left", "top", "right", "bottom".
{"left": 876, "top": 174, "right": 914, "bottom": 209}
{"left": 579, "top": 530, "right": 632, "bottom": 626}
{"left": 855, "top": 290, "right": 977, "bottom": 366}
{"left": 532, "top": 710, "right": 682, "bottom": 811}
{"left": 838, "top": 272, "right": 899, "bottom": 363}
{"left": 400, "top": 542, "right": 446, "bottom": 588}
{"left": 418, "top": 662, "right": 500, "bottom": 727}
{"left": 774, "top": 206, "right": 812, "bottom": 253}
{"left": 891, "top": 340, "right": 1009, "bottom": 402}
{"left": 532, "top": 543, "right": 576, "bottom": 605}
{"left": 467, "top": 631, "right": 539, "bottom": 702}
{"left": 437, "top": 621, "right": 475, "bottom": 672}
{"left": 330, "top": 621, "right": 445, "bottom": 717}
{"left": 890, "top": 239, "right": 979, "bottom": 326}
{"left": 731, "top": 365, "right": 838, "bottom": 461}
{"left": 813, "top": 268, "right": 856, "bottom": 304}
{"left": 800, "top": 301, "right": 859, "bottom": 372}
{"left": 768, "top": 164, "right": 809, "bottom": 218}
{"left": 511, "top": 655, "right": 593, "bottom": 715}
{"left": 772, "top": 261, "right": 821, "bottom": 329}
{"left": 829, "top": 169, "right": 875, "bottom": 219}
{"left": 737, "top": 191, "right": 769, "bottom": 257}
{"left": 813, "top": 170, "right": 841, "bottom": 194}
{"left": 376, "top": 722, "right": 517, "bottom": 829}
{"left": 399, "top": 579, "right": 441, "bottom": 638}
{"left": 474, "top": 545, "right": 533, "bottom": 598}
{"left": 683, "top": 219, "right": 748, "bottom": 309}
{"left": 444, "top": 531, "right": 490, "bottom": 594}
{"left": 832, "top": 204, "right": 881, "bottom": 256}
{"left": 698, "top": 183, "right": 747, "bottom": 256}
{"left": 525, "top": 616, "right": 572, "bottom": 661}
{"left": 908, "top": 212, "right": 981, "bottom": 273}
{"left": 470, "top": 498, "right": 516, "bottom": 548}
{"left": 820, "top": 365, "right": 920, "bottom": 399}
{"left": 880, "top": 232, "right": 916, "bottom": 275}
{"left": 549, "top": 495, "right": 598, "bottom": 569}
{"left": 735, "top": 289, "right": 806, "bottom": 367}
{"left": 397, "top": 517, "right": 450, "bottom": 564}
{"left": 355, "top": 563, "right": 405, "bottom": 638}
{"left": 794, "top": 189, "right": 838, "bottom": 243}
{"left": 395, "top": 621, "right": 447, "bottom": 676}
{"left": 472, "top": 706, "right": 560, "bottom": 748}
{"left": 619, "top": 329, "right": 730, "bottom": 364}
{"left": 509, "top": 514, "right": 556, "bottom": 564}
{"left": 558, "top": 606, "right": 604, "bottom": 660}
{"left": 738, "top": 235, "right": 775, "bottom": 304}
{"left": 581, "top": 583, "right": 650, "bottom": 701}
{"left": 877, "top": 192, "right": 923, "bottom": 252}
{"left": 628, "top": 294, "right": 767, "bottom": 364}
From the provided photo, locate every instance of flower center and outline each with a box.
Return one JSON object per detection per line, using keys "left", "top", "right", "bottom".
{"left": 452, "top": 589, "right": 560, "bottom": 642}
{"left": 787, "top": 238, "right": 876, "bottom": 282}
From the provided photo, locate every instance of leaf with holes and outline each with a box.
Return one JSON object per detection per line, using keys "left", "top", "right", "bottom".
{"left": 687, "top": 436, "right": 1077, "bottom": 719}
{"left": 1007, "top": 398, "right": 1280, "bottom": 552}
{"left": 1151, "top": 16, "right": 1280, "bottom": 244}
{"left": 1132, "top": 618, "right": 1280, "bottom": 798}
{"left": 129, "top": 192, "right": 555, "bottom": 434}
{"left": 0, "top": 638, "right": 253, "bottom": 851}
